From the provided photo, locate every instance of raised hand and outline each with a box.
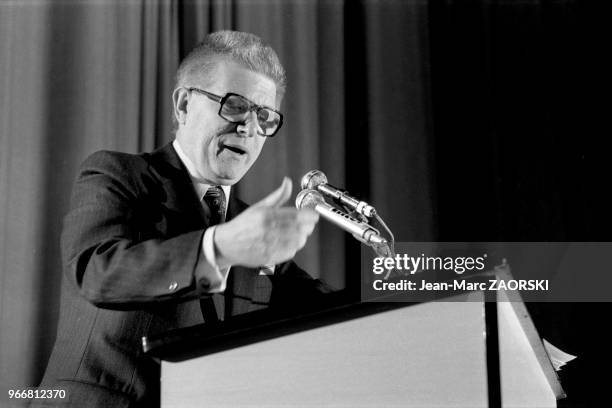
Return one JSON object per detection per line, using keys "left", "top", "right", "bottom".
{"left": 214, "top": 177, "right": 319, "bottom": 268}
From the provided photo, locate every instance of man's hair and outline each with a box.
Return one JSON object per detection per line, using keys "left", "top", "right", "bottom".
{"left": 175, "top": 30, "right": 287, "bottom": 97}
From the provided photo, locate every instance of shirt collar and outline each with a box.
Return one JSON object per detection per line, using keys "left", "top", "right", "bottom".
{"left": 172, "top": 139, "right": 231, "bottom": 202}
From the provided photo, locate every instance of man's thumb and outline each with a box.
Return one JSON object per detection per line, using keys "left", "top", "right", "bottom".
{"left": 252, "top": 177, "right": 293, "bottom": 208}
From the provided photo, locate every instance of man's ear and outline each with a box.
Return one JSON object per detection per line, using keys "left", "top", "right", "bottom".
{"left": 172, "top": 88, "right": 190, "bottom": 125}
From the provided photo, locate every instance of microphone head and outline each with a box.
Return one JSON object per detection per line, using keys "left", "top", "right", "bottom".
{"left": 301, "top": 170, "right": 328, "bottom": 190}
{"left": 295, "top": 189, "right": 324, "bottom": 210}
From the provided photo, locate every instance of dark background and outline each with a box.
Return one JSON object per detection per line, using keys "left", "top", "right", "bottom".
{"left": 345, "top": 1, "right": 610, "bottom": 406}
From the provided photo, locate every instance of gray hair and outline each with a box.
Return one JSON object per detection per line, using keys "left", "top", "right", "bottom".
{"left": 175, "top": 30, "right": 287, "bottom": 97}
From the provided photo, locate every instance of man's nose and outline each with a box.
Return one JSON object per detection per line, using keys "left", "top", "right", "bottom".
{"left": 236, "top": 111, "right": 260, "bottom": 138}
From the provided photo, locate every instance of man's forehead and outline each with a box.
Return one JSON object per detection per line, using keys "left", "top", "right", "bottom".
{"left": 204, "top": 59, "right": 277, "bottom": 107}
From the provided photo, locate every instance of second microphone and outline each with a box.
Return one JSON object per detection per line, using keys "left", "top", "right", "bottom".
{"left": 295, "top": 189, "right": 386, "bottom": 246}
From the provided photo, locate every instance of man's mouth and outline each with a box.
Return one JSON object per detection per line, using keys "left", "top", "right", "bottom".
{"left": 220, "top": 143, "right": 247, "bottom": 155}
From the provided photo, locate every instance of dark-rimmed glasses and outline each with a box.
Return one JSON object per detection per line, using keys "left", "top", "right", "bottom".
{"left": 187, "top": 87, "right": 283, "bottom": 137}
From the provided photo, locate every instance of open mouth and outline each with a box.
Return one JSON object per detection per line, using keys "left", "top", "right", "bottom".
{"left": 221, "top": 144, "right": 246, "bottom": 155}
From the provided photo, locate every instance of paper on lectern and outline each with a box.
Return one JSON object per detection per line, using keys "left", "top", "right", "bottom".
{"left": 543, "top": 339, "right": 577, "bottom": 371}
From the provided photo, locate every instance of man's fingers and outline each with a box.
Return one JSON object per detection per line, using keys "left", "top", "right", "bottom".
{"left": 252, "top": 177, "right": 292, "bottom": 208}
{"left": 297, "top": 209, "right": 319, "bottom": 225}
{"left": 272, "top": 208, "right": 319, "bottom": 225}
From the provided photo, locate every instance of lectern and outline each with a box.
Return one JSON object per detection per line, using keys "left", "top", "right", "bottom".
{"left": 143, "top": 268, "right": 564, "bottom": 407}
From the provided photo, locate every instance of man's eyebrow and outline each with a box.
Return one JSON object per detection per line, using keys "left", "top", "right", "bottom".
{"left": 250, "top": 98, "right": 274, "bottom": 110}
{"left": 251, "top": 99, "right": 277, "bottom": 112}
{"left": 234, "top": 92, "right": 276, "bottom": 111}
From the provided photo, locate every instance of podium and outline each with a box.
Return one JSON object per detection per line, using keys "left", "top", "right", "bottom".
{"left": 143, "top": 268, "right": 564, "bottom": 407}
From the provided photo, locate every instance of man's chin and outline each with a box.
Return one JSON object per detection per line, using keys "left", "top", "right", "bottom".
{"left": 210, "top": 168, "right": 248, "bottom": 186}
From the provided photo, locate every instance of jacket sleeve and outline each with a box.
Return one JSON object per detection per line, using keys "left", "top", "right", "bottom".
{"left": 61, "top": 151, "right": 218, "bottom": 309}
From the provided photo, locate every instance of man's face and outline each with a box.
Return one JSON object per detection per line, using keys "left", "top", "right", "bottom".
{"left": 175, "top": 60, "right": 278, "bottom": 185}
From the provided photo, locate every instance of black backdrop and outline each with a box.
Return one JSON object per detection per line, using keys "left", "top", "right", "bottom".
{"left": 345, "top": 1, "right": 609, "bottom": 406}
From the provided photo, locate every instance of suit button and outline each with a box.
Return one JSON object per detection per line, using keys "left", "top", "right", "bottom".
{"left": 168, "top": 281, "right": 178, "bottom": 291}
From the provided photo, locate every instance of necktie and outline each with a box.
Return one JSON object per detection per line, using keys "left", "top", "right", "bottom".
{"left": 202, "top": 186, "right": 226, "bottom": 225}
{"left": 201, "top": 187, "right": 227, "bottom": 322}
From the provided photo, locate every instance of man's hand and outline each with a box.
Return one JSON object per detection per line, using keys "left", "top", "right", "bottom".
{"left": 214, "top": 177, "right": 319, "bottom": 268}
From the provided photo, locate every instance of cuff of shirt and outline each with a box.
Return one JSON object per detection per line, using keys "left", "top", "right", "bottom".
{"left": 195, "top": 226, "right": 230, "bottom": 292}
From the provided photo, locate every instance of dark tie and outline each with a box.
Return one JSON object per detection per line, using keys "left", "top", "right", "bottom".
{"left": 203, "top": 186, "right": 226, "bottom": 225}
{"left": 200, "top": 186, "right": 227, "bottom": 322}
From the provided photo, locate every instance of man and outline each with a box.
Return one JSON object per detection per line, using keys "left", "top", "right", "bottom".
{"left": 34, "top": 31, "right": 328, "bottom": 407}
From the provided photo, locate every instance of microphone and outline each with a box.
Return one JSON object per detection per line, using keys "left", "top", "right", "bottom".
{"left": 300, "top": 170, "right": 376, "bottom": 217}
{"left": 296, "top": 189, "right": 387, "bottom": 246}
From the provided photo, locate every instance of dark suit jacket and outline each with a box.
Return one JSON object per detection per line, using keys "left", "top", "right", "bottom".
{"left": 34, "top": 143, "right": 329, "bottom": 407}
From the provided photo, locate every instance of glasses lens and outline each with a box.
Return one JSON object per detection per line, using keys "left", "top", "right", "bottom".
{"left": 256, "top": 109, "right": 281, "bottom": 136}
{"left": 221, "top": 95, "right": 249, "bottom": 118}
{"left": 221, "top": 94, "right": 281, "bottom": 136}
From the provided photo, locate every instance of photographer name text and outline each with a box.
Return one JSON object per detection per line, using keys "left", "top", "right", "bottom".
{"left": 372, "top": 279, "right": 549, "bottom": 292}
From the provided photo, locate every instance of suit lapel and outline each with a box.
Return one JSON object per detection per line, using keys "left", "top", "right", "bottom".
{"left": 145, "top": 143, "right": 208, "bottom": 233}
{"left": 225, "top": 191, "right": 248, "bottom": 221}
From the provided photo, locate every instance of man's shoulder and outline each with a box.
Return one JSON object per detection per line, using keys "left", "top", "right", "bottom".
{"left": 74, "top": 147, "right": 173, "bottom": 199}
{"left": 78, "top": 143, "right": 180, "bottom": 179}
{"left": 80, "top": 149, "right": 150, "bottom": 175}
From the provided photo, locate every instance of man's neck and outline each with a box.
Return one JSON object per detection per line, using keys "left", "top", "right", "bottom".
{"left": 172, "top": 139, "right": 231, "bottom": 201}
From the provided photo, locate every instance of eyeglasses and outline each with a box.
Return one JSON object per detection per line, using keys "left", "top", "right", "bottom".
{"left": 187, "top": 87, "right": 284, "bottom": 137}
